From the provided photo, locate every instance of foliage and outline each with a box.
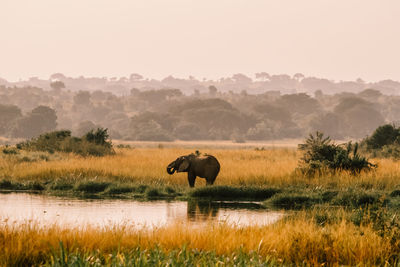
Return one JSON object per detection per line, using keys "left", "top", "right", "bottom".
{"left": 362, "top": 124, "right": 400, "bottom": 159}
{"left": 17, "top": 128, "right": 114, "bottom": 156}
{"left": 298, "top": 131, "right": 375, "bottom": 175}
{"left": 12, "top": 105, "right": 58, "bottom": 139}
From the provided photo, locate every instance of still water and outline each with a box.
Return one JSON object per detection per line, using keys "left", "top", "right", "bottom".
{"left": 0, "top": 193, "right": 283, "bottom": 228}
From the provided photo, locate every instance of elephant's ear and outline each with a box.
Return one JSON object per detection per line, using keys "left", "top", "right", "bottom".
{"left": 177, "top": 159, "right": 190, "bottom": 172}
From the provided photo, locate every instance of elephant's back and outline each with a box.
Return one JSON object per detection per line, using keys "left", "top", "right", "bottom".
{"left": 196, "top": 154, "right": 220, "bottom": 175}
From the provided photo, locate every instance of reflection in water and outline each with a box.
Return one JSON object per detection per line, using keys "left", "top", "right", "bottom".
{"left": 0, "top": 193, "right": 283, "bottom": 228}
{"left": 187, "top": 200, "right": 282, "bottom": 226}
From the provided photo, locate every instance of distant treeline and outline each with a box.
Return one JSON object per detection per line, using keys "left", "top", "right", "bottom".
{"left": 2, "top": 73, "right": 400, "bottom": 96}
{"left": 0, "top": 74, "right": 399, "bottom": 141}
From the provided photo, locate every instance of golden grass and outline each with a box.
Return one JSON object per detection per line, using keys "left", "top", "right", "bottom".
{"left": 1, "top": 211, "right": 397, "bottom": 265}
{"left": 1, "top": 147, "right": 400, "bottom": 189}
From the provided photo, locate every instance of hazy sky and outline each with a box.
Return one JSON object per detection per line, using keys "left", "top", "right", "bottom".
{"left": 1, "top": 0, "right": 399, "bottom": 82}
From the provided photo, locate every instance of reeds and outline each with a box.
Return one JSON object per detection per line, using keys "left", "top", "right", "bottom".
{"left": 1, "top": 210, "right": 398, "bottom": 266}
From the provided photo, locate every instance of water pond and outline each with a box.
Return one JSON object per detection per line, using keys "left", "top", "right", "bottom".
{"left": 0, "top": 193, "right": 283, "bottom": 228}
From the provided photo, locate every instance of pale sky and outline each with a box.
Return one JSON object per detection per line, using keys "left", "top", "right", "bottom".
{"left": 1, "top": 0, "right": 399, "bottom": 82}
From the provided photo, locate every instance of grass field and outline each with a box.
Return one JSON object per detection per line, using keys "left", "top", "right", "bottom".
{"left": 2, "top": 145, "right": 400, "bottom": 265}
{"left": 1, "top": 146, "right": 400, "bottom": 195}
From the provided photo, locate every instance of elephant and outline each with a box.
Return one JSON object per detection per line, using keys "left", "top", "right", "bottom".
{"left": 166, "top": 151, "right": 220, "bottom": 187}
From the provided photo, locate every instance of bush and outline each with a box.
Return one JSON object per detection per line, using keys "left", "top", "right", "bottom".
{"left": 298, "top": 132, "right": 375, "bottom": 175}
{"left": 17, "top": 128, "right": 115, "bottom": 157}
{"left": 365, "top": 124, "right": 400, "bottom": 150}
{"left": 363, "top": 124, "right": 400, "bottom": 159}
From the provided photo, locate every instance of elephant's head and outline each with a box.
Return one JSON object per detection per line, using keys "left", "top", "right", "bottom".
{"left": 166, "top": 156, "right": 190, "bottom": 175}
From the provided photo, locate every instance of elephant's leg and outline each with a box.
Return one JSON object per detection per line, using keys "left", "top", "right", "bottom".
{"left": 188, "top": 173, "right": 196, "bottom": 187}
{"left": 206, "top": 176, "right": 216, "bottom": 186}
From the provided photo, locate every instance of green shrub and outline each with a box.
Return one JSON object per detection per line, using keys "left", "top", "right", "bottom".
{"left": 17, "top": 128, "right": 115, "bottom": 157}
{"left": 298, "top": 132, "right": 375, "bottom": 175}
{"left": 2, "top": 147, "right": 18, "bottom": 155}
{"left": 365, "top": 124, "right": 400, "bottom": 150}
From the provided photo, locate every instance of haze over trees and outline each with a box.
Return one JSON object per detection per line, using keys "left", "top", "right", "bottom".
{"left": 0, "top": 73, "right": 399, "bottom": 141}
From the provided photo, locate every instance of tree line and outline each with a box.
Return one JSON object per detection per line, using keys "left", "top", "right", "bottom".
{"left": 0, "top": 78, "right": 398, "bottom": 142}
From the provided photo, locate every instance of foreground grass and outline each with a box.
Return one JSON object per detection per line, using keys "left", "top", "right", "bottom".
{"left": 2, "top": 208, "right": 400, "bottom": 266}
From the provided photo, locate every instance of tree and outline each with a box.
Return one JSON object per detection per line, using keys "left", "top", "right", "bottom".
{"left": 129, "top": 73, "right": 143, "bottom": 81}
{"left": 255, "top": 72, "right": 270, "bottom": 81}
{"left": 12, "top": 106, "right": 57, "bottom": 138}
{"left": 341, "top": 105, "right": 385, "bottom": 138}
{"left": 73, "top": 91, "right": 91, "bottom": 106}
{"left": 74, "top": 120, "right": 99, "bottom": 137}
{"left": 208, "top": 85, "right": 218, "bottom": 96}
{"left": 231, "top": 73, "right": 252, "bottom": 84}
{"left": 293, "top": 73, "right": 305, "bottom": 81}
{"left": 308, "top": 112, "right": 343, "bottom": 139}
{"left": 277, "top": 93, "right": 322, "bottom": 116}
{"left": 0, "top": 104, "right": 22, "bottom": 135}
{"left": 50, "top": 81, "right": 65, "bottom": 92}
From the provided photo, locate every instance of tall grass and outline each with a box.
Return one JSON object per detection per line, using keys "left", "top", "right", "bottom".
{"left": 1, "top": 147, "right": 399, "bottom": 190}
{"left": 1, "top": 210, "right": 398, "bottom": 266}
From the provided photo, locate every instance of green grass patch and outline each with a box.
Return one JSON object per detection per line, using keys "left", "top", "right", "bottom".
{"left": 145, "top": 187, "right": 164, "bottom": 198}
{"left": 74, "top": 181, "right": 111, "bottom": 193}
{"left": 189, "top": 186, "right": 280, "bottom": 200}
{"left": 266, "top": 193, "right": 321, "bottom": 209}
{"left": 104, "top": 184, "right": 135, "bottom": 195}
{"left": 47, "top": 244, "right": 277, "bottom": 267}
{"left": 49, "top": 180, "right": 74, "bottom": 191}
{"left": 332, "top": 190, "right": 382, "bottom": 208}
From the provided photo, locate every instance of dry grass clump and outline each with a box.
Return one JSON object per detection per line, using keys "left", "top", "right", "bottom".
{"left": 1, "top": 210, "right": 398, "bottom": 266}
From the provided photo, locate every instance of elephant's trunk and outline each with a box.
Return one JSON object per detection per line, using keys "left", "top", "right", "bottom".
{"left": 167, "top": 167, "right": 175, "bottom": 175}
{"left": 167, "top": 161, "right": 176, "bottom": 175}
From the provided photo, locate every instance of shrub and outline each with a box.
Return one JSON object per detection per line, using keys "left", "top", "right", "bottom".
{"left": 365, "top": 124, "right": 400, "bottom": 150}
{"left": 17, "top": 128, "right": 115, "bottom": 157}
{"left": 2, "top": 147, "right": 18, "bottom": 154}
{"left": 362, "top": 124, "right": 400, "bottom": 159}
{"left": 298, "top": 132, "right": 375, "bottom": 175}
